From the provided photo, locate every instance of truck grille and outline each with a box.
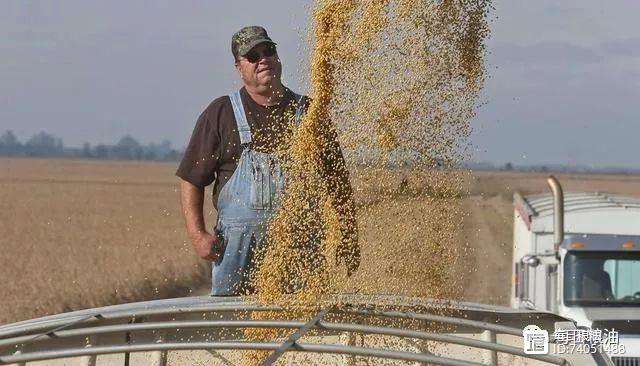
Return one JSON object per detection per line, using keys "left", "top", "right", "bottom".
{"left": 612, "top": 357, "right": 640, "bottom": 366}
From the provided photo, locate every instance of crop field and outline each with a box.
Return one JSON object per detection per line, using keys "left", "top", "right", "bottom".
{"left": 2, "top": 157, "right": 640, "bottom": 325}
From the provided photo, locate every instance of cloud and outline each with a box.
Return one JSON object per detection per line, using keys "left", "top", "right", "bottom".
{"left": 473, "top": 34, "right": 640, "bottom": 167}
{"left": 600, "top": 38, "right": 640, "bottom": 58}
{"left": 489, "top": 41, "right": 602, "bottom": 65}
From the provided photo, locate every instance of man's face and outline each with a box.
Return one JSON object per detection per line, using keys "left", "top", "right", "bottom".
{"left": 235, "top": 43, "right": 282, "bottom": 91}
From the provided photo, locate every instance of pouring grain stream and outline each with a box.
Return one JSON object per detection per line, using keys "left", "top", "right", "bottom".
{"left": 255, "top": 0, "right": 490, "bottom": 306}
{"left": 245, "top": 0, "right": 490, "bottom": 363}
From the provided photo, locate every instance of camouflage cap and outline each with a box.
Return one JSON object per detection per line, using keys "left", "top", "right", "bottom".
{"left": 231, "top": 26, "right": 276, "bottom": 60}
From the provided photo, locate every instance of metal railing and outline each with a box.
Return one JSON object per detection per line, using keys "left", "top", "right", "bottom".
{"left": 0, "top": 294, "right": 610, "bottom": 366}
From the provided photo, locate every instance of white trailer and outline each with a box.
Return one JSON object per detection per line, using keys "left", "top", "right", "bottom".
{"left": 512, "top": 177, "right": 640, "bottom": 364}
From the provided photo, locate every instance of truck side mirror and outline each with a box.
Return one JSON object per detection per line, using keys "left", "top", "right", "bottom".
{"left": 521, "top": 255, "right": 540, "bottom": 267}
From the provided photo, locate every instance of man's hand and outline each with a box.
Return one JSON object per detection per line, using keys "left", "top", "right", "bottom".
{"left": 179, "top": 179, "right": 224, "bottom": 262}
{"left": 192, "top": 231, "right": 223, "bottom": 262}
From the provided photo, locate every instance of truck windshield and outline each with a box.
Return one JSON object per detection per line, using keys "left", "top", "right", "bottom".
{"left": 564, "top": 251, "right": 640, "bottom": 307}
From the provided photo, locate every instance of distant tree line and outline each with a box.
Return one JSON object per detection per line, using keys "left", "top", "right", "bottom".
{"left": 0, "top": 130, "right": 182, "bottom": 161}
{"left": 466, "top": 161, "right": 640, "bottom": 175}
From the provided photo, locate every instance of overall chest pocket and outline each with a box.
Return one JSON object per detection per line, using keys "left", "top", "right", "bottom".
{"left": 249, "top": 154, "right": 285, "bottom": 210}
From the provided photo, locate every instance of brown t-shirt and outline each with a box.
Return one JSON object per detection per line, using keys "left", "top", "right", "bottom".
{"left": 176, "top": 87, "right": 309, "bottom": 208}
{"left": 177, "top": 86, "right": 358, "bottom": 262}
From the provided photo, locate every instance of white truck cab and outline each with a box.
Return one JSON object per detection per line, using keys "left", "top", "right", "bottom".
{"left": 512, "top": 178, "right": 640, "bottom": 363}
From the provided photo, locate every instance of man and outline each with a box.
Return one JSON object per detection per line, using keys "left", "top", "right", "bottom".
{"left": 580, "top": 260, "right": 614, "bottom": 301}
{"left": 176, "top": 26, "right": 359, "bottom": 296}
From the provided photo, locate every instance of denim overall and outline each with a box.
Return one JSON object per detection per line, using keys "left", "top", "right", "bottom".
{"left": 212, "top": 90, "right": 304, "bottom": 296}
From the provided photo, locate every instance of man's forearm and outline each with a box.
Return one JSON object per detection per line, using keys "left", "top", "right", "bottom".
{"left": 180, "top": 179, "right": 208, "bottom": 241}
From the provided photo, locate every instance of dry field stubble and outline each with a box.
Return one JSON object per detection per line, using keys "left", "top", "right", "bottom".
{"left": 0, "top": 158, "right": 213, "bottom": 324}
{"left": 3, "top": 158, "right": 640, "bottom": 324}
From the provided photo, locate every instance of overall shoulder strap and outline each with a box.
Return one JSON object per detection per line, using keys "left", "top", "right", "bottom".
{"left": 228, "top": 90, "right": 252, "bottom": 145}
{"left": 291, "top": 92, "right": 306, "bottom": 125}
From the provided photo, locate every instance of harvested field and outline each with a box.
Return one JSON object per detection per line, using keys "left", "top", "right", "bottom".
{"left": 0, "top": 158, "right": 212, "bottom": 324}
{"left": 3, "top": 157, "right": 640, "bottom": 324}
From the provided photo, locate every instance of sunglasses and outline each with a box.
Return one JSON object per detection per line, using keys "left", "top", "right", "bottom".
{"left": 244, "top": 44, "right": 277, "bottom": 63}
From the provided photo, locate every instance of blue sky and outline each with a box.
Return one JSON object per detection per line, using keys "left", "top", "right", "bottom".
{"left": 1, "top": 1, "right": 639, "bottom": 168}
